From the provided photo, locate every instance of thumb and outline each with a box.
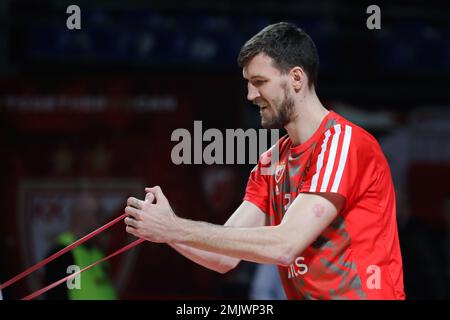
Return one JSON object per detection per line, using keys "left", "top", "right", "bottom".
{"left": 145, "top": 186, "right": 167, "bottom": 204}
{"left": 144, "top": 190, "right": 155, "bottom": 203}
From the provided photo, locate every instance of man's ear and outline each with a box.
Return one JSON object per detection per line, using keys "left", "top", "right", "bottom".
{"left": 290, "top": 67, "right": 305, "bottom": 92}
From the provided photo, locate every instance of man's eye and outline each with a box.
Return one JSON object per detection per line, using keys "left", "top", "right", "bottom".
{"left": 254, "top": 80, "right": 266, "bottom": 86}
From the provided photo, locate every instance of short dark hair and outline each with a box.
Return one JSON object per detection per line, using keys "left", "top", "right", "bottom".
{"left": 238, "top": 22, "right": 319, "bottom": 88}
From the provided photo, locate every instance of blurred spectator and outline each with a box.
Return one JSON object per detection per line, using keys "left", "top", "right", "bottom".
{"left": 43, "top": 192, "right": 117, "bottom": 300}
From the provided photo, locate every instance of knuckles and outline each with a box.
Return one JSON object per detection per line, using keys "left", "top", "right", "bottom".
{"left": 135, "top": 211, "right": 142, "bottom": 220}
{"left": 127, "top": 197, "right": 134, "bottom": 206}
{"left": 125, "top": 225, "right": 134, "bottom": 234}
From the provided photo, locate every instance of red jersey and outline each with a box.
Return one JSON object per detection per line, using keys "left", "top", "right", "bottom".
{"left": 244, "top": 111, "right": 405, "bottom": 300}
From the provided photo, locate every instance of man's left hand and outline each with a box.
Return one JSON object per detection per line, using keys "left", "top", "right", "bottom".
{"left": 124, "top": 186, "right": 178, "bottom": 243}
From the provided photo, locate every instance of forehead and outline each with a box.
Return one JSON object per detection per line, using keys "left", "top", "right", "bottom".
{"left": 242, "top": 53, "right": 281, "bottom": 79}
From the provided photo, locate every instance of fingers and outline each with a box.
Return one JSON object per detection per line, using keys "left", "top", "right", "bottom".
{"left": 145, "top": 191, "right": 155, "bottom": 203}
{"left": 125, "top": 206, "right": 142, "bottom": 220}
{"left": 126, "top": 225, "right": 138, "bottom": 236}
{"left": 145, "top": 186, "right": 165, "bottom": 203}
{"left": 127, "top": 197, "right": 144, "bottom": 209}
{"left": 124, "top": 216, "right": 139, "bottom": 228}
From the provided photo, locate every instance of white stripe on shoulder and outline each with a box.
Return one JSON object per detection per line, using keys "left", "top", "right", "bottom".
{"left": 331, "top": 125, "right": 353, "bottom": 192}
{"left": 309, "top": 129, "right": 332, "bottom": 192}
{"left": 320, "top": 124, "right": 342, "bottom": 192}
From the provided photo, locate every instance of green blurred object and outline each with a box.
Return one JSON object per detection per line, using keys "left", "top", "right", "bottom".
{"left": 56, "top": 232, "right": 117, "bottom": 300}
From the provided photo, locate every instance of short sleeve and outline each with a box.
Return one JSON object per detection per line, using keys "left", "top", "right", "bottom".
{"left": 243, "top": 153, "right": 271, "bottom": 215}
{"left": 300, "top": 124, "right": 366, "bottom": 202}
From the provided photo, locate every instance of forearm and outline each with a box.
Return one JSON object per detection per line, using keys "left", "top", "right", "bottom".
{"left": 124, "top": 193, "right": 274, "bottom": 266}
{"left": 167, "top": 201, "right": 267, "bottom": 273}
{"left": 174, "top": 218, "right": 290, "bottom": 266}
{"left": 126, "top": 189, "right": 340, "bottom": 268}
{"left": 169, "top": 242, "right": 239, "bottom": 274}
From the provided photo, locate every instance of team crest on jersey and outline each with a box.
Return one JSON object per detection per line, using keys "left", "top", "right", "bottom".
{"left": 274, "top": 163, "right": 286, "bottom": 183}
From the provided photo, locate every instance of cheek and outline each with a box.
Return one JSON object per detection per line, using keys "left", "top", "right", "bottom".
{"left": 270, "top": 93, "right": 284, "bottom": 109}
{"left": 312, "top": 204, "right": 326, "bottom": 218}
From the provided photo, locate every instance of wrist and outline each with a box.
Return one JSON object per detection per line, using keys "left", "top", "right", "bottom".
{"left": 170, "top": 216, "right": 189, "bottom": 243}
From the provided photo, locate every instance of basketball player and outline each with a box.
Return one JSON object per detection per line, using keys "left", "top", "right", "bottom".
{"left": 124, "top": 22, "right": 405, "bottom": 299}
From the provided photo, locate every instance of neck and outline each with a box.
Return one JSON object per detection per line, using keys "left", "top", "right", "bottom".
{"left": 284, "top": 90, "right": 329, "bottom": 146}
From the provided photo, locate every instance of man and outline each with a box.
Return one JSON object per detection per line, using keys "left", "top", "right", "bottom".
{"left": 124, "top": 22, "right": 405, "bottom": 299}
{"left": 44, "top": 193, "right": 117, "bottom": 300}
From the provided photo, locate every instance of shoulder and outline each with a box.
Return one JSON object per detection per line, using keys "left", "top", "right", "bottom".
{"left": 310, "top": 112, "right": 388, "bottom": 178}
{"left": 319, "top": 112, "right": 381, "bottom": 154}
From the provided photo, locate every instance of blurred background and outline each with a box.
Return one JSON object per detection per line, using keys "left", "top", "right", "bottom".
{"left": 1, "top": 0, "right": 450, "bottom": 300}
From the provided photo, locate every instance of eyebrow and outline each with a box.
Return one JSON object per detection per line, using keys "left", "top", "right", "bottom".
{"left": 246, "top": 75, "right": 268, "bottom": 80}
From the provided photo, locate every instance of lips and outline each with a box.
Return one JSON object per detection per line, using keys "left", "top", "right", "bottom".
{"left": 258, "top": 103, "right": 267, "bottom": 109}
{"left": 254, "top": 100, "right": 268, "bottom": 112}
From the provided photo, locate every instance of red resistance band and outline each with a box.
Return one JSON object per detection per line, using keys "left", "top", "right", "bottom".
{"left": 1, "top": 213, "right": 142, "bottom": 300}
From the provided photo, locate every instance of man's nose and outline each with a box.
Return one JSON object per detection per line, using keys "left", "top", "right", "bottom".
{"left": 247, "top": 83, "right": 260, "bottom": 102}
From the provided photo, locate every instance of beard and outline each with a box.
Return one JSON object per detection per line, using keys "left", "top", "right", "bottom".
{"left": 260, "top": 82, "right": 295, "bottom": 129}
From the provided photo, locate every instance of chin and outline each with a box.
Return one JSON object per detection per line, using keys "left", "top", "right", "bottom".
{"left": 261, "top": 121, "right": 279, "bottom": 130}
{"left": 261, "top": 119, "right": 270, "bottom": 129}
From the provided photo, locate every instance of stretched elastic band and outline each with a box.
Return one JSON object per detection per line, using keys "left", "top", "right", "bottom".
{"left": 22, "top": 238, "right": 144, "bottom": 300}
{"left": 1, "top": 213, "right": 127, "bottom": 291}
